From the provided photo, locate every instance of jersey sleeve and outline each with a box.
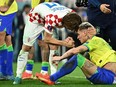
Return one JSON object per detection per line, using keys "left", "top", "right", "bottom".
{"left": 44, "top": 14, "right": 62, "bottom": 34}
{"left": 83, "top": 39, "right": 98, "bottom": 51}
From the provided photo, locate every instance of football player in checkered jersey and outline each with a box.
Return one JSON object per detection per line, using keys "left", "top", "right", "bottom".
{"left": 13, "top": 2, "right": 82, "bottom": 84}
{"left": 22, "top": 0, "right": 62, "bottom": 83}
{"left": 21, "top": 0, "right": 53, "bottom": 80}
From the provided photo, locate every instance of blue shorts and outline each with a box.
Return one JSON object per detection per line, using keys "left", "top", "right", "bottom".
{"left": 0, "top": 13, "right": 16, "bottom": 35}
{"left": 37, "top": 33, "right": 42, "bottom": 40}
{"left": 87, "top": 67, "right": 115, "bottom": 84}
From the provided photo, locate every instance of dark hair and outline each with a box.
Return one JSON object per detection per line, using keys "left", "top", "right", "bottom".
{"left": 23, "top": 4, "right": 31, "bottom": 11}
{"left": 62, "top": 12, "right": 82, "bottom": 32}
{"left": 75, "top": 0, "right": 88, "bottom": 7}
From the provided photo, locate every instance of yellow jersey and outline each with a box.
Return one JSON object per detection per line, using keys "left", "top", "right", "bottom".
{"left": 31, "top": 0, "right": 50, "bottom": 8}
{"left": 0, "top": 0, "right": 18, "bottom": 15}
{"left": 83, "top": 36, "right": 116, "bottom": 67}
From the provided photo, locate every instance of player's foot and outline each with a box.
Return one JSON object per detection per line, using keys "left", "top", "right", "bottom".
{"left": 55, "top": 80, "right": 61, "bottom": 85}
{"left": 35, "top": 72, "right": 54, "bottom": 85}
{"left": 0, "top": 72, "right": 7, "bottom": 80}
{"left": 22, "top": 71, "right": 33, "bottom": 80}
{"left": 13, "top": 77, "right": 22, "bottom": 85}
{"left": 7, "top": 75, "right": 14, "bottom": 80}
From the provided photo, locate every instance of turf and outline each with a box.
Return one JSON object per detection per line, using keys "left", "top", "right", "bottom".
{"left": 0, "top": 63, "right": 115, "bottom": 87}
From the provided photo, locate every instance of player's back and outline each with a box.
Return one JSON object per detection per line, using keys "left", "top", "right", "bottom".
{"left": 33, "top": 2, "right": 72, "bottom": 18}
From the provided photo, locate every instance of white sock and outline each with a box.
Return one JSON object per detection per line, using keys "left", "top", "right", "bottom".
{"left": 49, "top": 50, "right": 59, "bottom": 75}
{"left": 25, "top": 70, "right": 32, "bottom": 74}
{"left": 40, "top": 70, "right": 48, "bottom": 75}
{"left": 16, "top": 50, "right": 29, "bottom": 78}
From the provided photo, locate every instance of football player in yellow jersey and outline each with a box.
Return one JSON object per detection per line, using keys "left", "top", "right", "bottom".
{"left": 0, "top": 0, "right": 18, "bottom": 80}
{"left": 40, "top": 22, "right": 116, "bottom": 85}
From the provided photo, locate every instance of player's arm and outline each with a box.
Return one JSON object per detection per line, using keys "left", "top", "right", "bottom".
{"left": 0, "top": 0, "right": 14, "bottom": 13}
{"left": 44, "top": 31, "right": 74, "bottom": 48}
{"left": 53, "top": 45, "right": 88, "bottom": 61}
{"left": 8, "top": 0, "right": 14, "bottom": 7}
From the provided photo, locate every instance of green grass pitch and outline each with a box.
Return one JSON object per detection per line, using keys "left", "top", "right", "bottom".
{"left": 0, "top": 63, "right": 115, "bottom": 87}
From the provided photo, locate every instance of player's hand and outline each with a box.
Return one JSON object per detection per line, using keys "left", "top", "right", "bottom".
{"left": 52, "top": 56, "right": 62, "bottom": 62}
{"left": 0, "top": 6, "right": 9, "bottom": 13}
{"left": 66, "top": 40, "right": 75, "bottom": 48}
{"left": 100, "top": 4, "right": 111, "bottom": 14}
{"left": 64, "top": 37, "right": 75, "bottom": 48}
{"left": 64, "top": 37, "right": 74, "bottom": 43}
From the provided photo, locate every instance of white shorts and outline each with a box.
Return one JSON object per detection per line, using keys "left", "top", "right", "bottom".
{"left": 23, "top": 20, "right": 44, "bottom": 46}
{"left": 23, "top": 21, "right": 59, "bottom": 46}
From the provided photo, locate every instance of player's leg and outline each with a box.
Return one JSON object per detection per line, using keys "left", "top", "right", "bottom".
{"left": 0, "top": 31, "right": 7, "bottom": 80}
{"left": 49, "top": 28, "right": 60, "bottom": 75}
{"left": 36, "top": 38, "right": 50, "bottom": 78}
{"left": 39, "top": 54, "right": 86, "bottom": 85}
{"left": 41, "top": 53, "right": 116, "bottom": 85}
{"left": 5, "top": 35, "right": 14, "bottom": 80}
{"left": 0, "top": 13, "right": 16, "bottom": 80}
{"left": 22, "top": 47, "right": 34, "bottom": 80}
{"left": 49, "top": 45, "right": 61, "bottom": 84}
{"left": 5, "top": 13, "right": 17, "bottom": 80}
{"left": 38, "top": 33, "right": 50, "bottom": 75}
{"left": 49, "top": 45, "right": 59, "bottom": 75}
{"left": 13, "top": 20, "right": 44, "bottom": 84}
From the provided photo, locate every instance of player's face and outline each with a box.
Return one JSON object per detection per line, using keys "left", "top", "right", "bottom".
{"left": 77, "top": 30, "right": 88, "bottom": 43}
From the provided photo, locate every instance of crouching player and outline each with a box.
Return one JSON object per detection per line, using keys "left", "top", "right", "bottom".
{"left": 21, "top": 0, "right": 62, "bottom": 81}
{"left": 39, "top": 22, "right": 116, "bottom": 85}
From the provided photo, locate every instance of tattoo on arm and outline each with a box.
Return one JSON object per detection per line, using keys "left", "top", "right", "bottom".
{"left": 78, "top": 48, "right": 85, "bottom": 53}
{"left": 84, "top": 61, "right": 94, "bottom": 68}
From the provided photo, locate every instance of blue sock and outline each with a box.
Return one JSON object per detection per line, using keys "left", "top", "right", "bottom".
{"left": 6, "top": 45, "right": 13, "bottom": 76}
{"left": 26, "top": 60, "right": 34, "bottom": 71}
{"left": 41, "top": 62, "right": 49, "bottom": 73}
{"left": 0, "top": 44, "right": 8, "bottom": 76}
{"left": 50, "top": 55, "right": 78, "bottom": 82}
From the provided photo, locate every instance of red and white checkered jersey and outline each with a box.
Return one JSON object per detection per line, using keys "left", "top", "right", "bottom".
{"left": 28, "top": 2, "right": 74, "bottom": 34}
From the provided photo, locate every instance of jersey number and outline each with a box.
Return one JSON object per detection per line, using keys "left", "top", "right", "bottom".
{"left": 45, "top": 3, "right": 61, "bottom": 8}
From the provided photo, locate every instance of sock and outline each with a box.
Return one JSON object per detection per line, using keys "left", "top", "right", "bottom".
{"left": 0, "top": 44, "right": 8, "bottom": 76}
{"left": 25, "top": 59, "right": 34, "bottom": 74}
{"left": 16, "top": 50, "right": 29, "bottom": 78}
{"left": 50, "top": 54, "right": 86, "bottom": 82}
{"left": 41, "top": 62, "right": 49, "bottom": 74}
{"left": 49, "top": 50, "right": 59, "bottom": 75}
{"left": 6, "top": 45, "right": 13, "bottom": 76}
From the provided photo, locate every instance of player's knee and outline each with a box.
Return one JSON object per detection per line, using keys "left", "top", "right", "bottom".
{"left": 0, "top": 32, "right": 6, "bottom": 43}
{"left": 22, "top": 45, "right": 32, "bottom": 51}
{"left": 6, "top": 35, "right": 12, "bottom": 45}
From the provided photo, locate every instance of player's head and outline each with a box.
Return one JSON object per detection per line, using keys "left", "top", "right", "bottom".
{"left": 77, "top": 22, "right": 97, "bottom": 43}
{"left": 62, "top": 12, "right": 82, "bottom": 32}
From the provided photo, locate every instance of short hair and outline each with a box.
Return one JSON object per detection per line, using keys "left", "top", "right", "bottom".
{"left": 78, "top": 22, "right": 94, "bottom": 31}
{"left": 62, "top": 12, "right": 82, "bottom": 32}
{"left": 23, "top": 4, "right": 31, "bottom": 11}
